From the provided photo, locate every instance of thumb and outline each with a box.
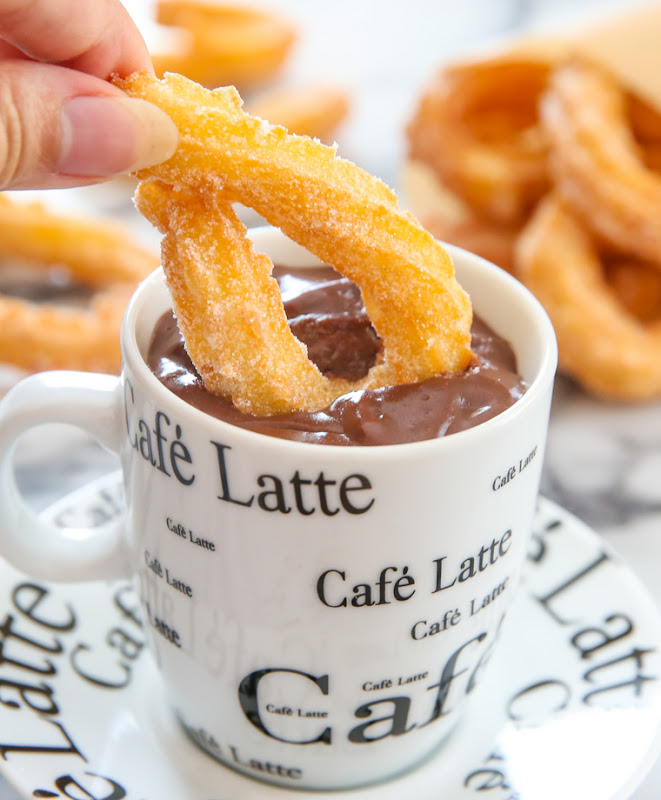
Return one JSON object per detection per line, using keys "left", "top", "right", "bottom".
{"left": 0, "top": 60, "right": 178, "bottom": 190}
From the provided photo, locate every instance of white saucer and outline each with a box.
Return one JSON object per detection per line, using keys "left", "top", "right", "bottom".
{"left": 2, "top": 473, "right": 661, "bottom": 800}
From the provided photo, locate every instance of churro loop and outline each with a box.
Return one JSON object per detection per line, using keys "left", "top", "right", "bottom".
{"left": 118, "top": 71, "right": 472, "bottom": 415}
{"left": 0, "top": 195, "right": 157, "bottom": 373}
{"left": 407, "top": 55, "right": 552, "bottom": 224}
{"left": 542, "top": 60, "right": 661, "bottom": 268}
{"left": 516, "top": 194, "right": 661, "bottom": 400}
{"left": 151, "top": 1, "right": 296, "bottom": 89}
{"left": 136, "top": 180, "right": 338, "bottom": 413}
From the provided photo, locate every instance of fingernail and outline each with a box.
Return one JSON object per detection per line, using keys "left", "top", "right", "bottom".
{"left": 58, "top": 96, "right": 178, "bottom": 176}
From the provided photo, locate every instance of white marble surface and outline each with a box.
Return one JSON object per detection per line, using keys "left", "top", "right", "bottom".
{"left": 2, "top": 0, "right": 661, "bottom": 797}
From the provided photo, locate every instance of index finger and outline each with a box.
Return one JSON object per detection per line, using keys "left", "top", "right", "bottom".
{"left": 0, "top": 0, "right": 152, "bottom": 78}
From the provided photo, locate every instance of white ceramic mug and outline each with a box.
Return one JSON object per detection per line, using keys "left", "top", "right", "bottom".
{"left": 0, "top": 229, "right": 557, "bottom": 790}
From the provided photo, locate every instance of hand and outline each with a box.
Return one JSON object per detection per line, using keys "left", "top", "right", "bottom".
{"left": 0, "top": 0, "right": 178, "bottom": 190}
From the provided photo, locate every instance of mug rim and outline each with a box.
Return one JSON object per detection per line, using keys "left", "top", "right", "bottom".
{"left": 121, "top": 230, "right": 558, "bottom": 457}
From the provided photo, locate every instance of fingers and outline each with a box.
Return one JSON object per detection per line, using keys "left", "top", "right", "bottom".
{"left": 0, "top": 0, "right": 152, "bottom": 78}
{"left": 0, "top": 61, "right": 178, "bottom": 190}
{"left": 0, "top": 0, "right": 174, "bottom": 190}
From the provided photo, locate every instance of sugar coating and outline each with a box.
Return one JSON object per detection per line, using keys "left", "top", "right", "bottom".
{"left": 120, "top": 72, "right": 473, "bottom": 415}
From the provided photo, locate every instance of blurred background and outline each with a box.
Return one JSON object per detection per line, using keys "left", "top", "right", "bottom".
{"left": 18, "top": 0, "right": 650, "bottom": 216}
{"left": 126, "top": 0, "right": 649, "bottom": 187}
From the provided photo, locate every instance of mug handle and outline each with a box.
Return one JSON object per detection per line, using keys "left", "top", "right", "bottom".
{"left": 0, "top": 370, "right": 129, "bottom": 582}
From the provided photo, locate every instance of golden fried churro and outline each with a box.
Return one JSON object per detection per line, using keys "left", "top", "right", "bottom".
{"left": 135, "top": 180, "right": 338, "bottom": 413}
{"left": 117, "top": 72, "right": 472, "bottom": 415}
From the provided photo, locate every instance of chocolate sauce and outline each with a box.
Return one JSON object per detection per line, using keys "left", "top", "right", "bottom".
{"left": 148, "top": 266, "right": 527, "bottom": 446}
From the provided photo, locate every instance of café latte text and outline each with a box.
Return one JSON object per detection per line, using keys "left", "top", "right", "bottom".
{"left": 212, "top": 441, "right": 375, "bottom": 516}
{"left": 316, "top": 530, "right": 513, "bottom": 609}
{"left": 124, "top": 381, "right": 375, "bottom": 516}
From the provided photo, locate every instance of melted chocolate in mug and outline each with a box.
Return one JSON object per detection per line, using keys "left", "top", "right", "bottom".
{"left": 148, "top": 266, "right": 527, "bottom": 446}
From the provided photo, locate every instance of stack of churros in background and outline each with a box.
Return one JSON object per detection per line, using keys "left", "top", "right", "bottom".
{"left": 0, "top": 195, "right": 157, "bottom": 374}
{"left": 151, "top": 1, "right": 350, "bottom": 141}
{"left": 404, "top": 4, "right": 661, "bottom": 401}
